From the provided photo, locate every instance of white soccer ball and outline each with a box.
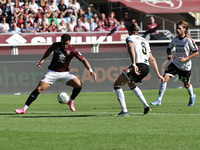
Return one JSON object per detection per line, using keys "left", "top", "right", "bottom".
{"left": 57, "top": 92, "right": 70, "bottom": 104}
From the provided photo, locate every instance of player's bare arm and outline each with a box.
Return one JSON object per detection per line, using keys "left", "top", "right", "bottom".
{"left": 179, "top": 51, "right": 199, "bottom": 62}
{"left": 127, "top": 42, "right": 140, "bottom": 75}
{"left": 81, "top": 58, "right": 97, "bottom": 80}
{"left": 149, "top": 53, "right": 165, "bottom": 83}
{"left": 37, "top": 46, "right": 54, "bottom": 67}
{"left": 166, "top": 48, "right": 174, "bottom": 62}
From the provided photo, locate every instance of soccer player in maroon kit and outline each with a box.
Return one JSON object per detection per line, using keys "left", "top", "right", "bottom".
{"left": 15, "top": 34, "right": 96, "bottom": 114}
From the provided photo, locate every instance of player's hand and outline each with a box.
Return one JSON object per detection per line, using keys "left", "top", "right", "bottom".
{"left": 133, "top": 66, "right": 141, "bottom": 75}
{"left": 167, "top": 55, "right": 174, "bottom": 62}
{"left": 158, "top": 75, "right": 165, "bottom": 83}
{"left": 90, "top": 72, "right": 96, "bottom": 80}
{"left": 36, "top": 60, "right": 44, "bottom": 67}
{"left": 179, "top": 57, "right": 186, "bottom": 62}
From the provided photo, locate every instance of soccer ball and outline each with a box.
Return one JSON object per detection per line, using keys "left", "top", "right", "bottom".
{"left": 57, "top": 92, "right": 70, "bottom": 104}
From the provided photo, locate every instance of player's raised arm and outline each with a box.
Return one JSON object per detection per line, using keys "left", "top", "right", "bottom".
{"left": 81, "top": 58, "right": 96, "bottom": 80}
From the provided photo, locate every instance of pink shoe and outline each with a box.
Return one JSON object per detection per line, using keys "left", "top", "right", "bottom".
{"left": 67, "top": 101, "right": 75, "bottom": 112}
{"left": 15, "top": 108, "right": 25, "bottom": 114}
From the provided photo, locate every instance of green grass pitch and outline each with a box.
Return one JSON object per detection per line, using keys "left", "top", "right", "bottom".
{"left": 0, "top": 88, "right": 200, "bottom": 150}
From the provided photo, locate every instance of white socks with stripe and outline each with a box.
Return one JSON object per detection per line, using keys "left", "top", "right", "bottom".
{"left": 115, "top": 88, "right": 128, "bottom": 112}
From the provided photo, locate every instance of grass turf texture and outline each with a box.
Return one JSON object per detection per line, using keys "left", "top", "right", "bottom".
{"left": 0, "top": 88, "right": 200, "bottom": 150}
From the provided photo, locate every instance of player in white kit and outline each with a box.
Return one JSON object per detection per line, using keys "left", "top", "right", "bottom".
{"left": 114, "top": 23, "right": 164, "bottom": 117}
{"left": 150, "top": 20, "right": 199, "bottom": 107}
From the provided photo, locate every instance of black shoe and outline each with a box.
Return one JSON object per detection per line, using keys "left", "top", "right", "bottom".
{"left": 144, "top": 106, "right": 151, "bottom": 114}
{"left": 115, "top": 111, "right": 129, "bottom": 117}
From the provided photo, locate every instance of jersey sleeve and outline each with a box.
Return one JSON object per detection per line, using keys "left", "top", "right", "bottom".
{"left": 168, "top": 38, "right": 175, "bottom": 50}
{"left": 188, "top": 37, "right": 198, "bottom": 52}
{"left": 126, "top": 36, "right": 133, "bottom": 44}
{"left": 74, "top": 49, "right": 84, "bottom": 61}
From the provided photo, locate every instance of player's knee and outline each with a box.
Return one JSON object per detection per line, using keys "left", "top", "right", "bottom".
{"left": 114, "top": 86, "right": 121, "bottom": 90}
{"left": 129, "top": 85, "right": 136, "bottom": 90}
{"left": 184, "top": 83, "right": 190, "bottom": 88}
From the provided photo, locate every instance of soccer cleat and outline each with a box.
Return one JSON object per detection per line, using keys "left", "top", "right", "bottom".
{"left": 150, "top": 99, "right": 161, "bottom": 106}
{"left": 115, "top": 111, "right": 129, "bottom": 117}
{"left": 67, "top": 101, "right": 75, "bottom": 112}
{"left": 188, "top": 94, "right": 196, "bottom": 106}
{"left": 144, "top": 106, "right": 151, "bottom": 114}
{"left": 15, "top": 108, "right": 25, "bottom": 114}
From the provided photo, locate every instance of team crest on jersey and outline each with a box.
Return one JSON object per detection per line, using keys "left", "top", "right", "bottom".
{"left": 66, "top": 50, "right": 71, "bottom": 55}
{"left": 58, "top": 54, "right": 66, "bottom": 63}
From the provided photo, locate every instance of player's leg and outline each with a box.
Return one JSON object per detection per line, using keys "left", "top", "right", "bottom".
{"left": 114, "top": 73, "right": 129, "bottom": 117}
{"left": 180, "top": 72, "right": 196, "bottom": 106}
{"left": 151, "top": 63, "right": 176, "bottom": 106}
{"left": 128, "top": 82, "right": 151, "bottom": 114}
{"left": 66, "top": 78, "right": 82, "bottom": 112}
{"left": 15, "top": 81, "right": 51, "bottom": 114}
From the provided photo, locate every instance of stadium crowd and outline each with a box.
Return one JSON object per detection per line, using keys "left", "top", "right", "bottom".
{"left": 0, "top": 0, "right": 138, "bottom": 33}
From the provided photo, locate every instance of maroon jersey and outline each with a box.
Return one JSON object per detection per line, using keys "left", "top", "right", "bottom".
{"left": 48, "top": 42, "right": 84, "bottom": 72}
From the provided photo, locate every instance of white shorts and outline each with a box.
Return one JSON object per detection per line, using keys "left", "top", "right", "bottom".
{"left": 41, "top": 69, "right": 77, "bottom": 85}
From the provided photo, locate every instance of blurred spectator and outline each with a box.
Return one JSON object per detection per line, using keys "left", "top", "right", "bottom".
{"left": 0, "top": 17, "right": 9, "bottom": 33}
{"left": 42, "top": 1, "right": 51, "bottom": 18}
{"left": 33, "top": 22, "right": 40, "bottom": 32}
{"left": 13, "top": 0, "right": 23, "bottom": 15}
{"left": 8, "top": 22, "right": 21, "bottom": 33}
{"left": 84, "top": 6, "right": 93, "bottom": 21}
{"left": 23, "top": 8, "right": 31, "bottom": 21}
{"left": 108, "top": 11, "right": 118, "bottom": 25}
{"left": 29, "top": 0, "right": 39, "bottom": 15}
{"left": 117, "top": 20, "right": 127, "bottom": 31}
{"left": 146, "top": 16, "right": 158, "bottom": 33}
{"left": 49, "top": 0, "right": 59, "bottom": 13}
{"left": 92, "top": 12, "right": 98, "bottom": 19}
{"left": 81, "top": 16, "right": 90, "bottom": 31}
{"left": 57, "top": 20, "right": 67, "bottom": 32}
{"left": 3, "top": 1, "right": 14, "bottom": 26}
{"left": 90, "top": 17, "right": 98, "bottom": 31}
{"left": 48, "top": 19, "right": 57, "bottom": 32}
{"left": 70, "top": 0, "right": 80, "bottom": 12}
{"left": 77, "top": 8, "right": 84, "bottom": 21}
{"left": 93, "top": 21, "right": 107, "bottom": 32}
{"left": 35, "top": 7, "right": 43, "bottom": 23}
{"left": 26, "top": 14, "right": 34, "bottom": 26}
{"left": 122, "top": 12, "right": 131, "bottom": 29}
{"left": 68, "top": 16, "right": 76, "bottom": 32}
{"left": 74, "top": 18, "right": 88, "bottom": 32}
{"left": 48, "top": 11, "right": 58, "bottom": 25}
{"left": 37, "top": 13, "right": 49, "bottom": 27}
{"left": 0, "top": 8, "right": 2, "bottom": 18}
{"left": 107, "top": 19, "right": 115, "bottom": 31}
{"left": 21, "top": 1, "right": 29, "bottom": 11}
{"left": 57, "top": 0, "right": 68, "bottom": 17}
{"left": 99, "top": 13, "right": 108, "bottom": 28}
{"left": 40, "top": 0, "right": 48, "bottom": 7}
{"left": 21, "top": 22, "right": 35, "bottom": 33}
{"left": 57, "top": 13, "right": 66, "bottom": 24}
{"left": 16, "top": 13, "right": 24, "bottom": 27}
{"left": 65, "top": 9, "right": 76, "bottom": 23}
{"left": 39, "top": 20, "right": 49, "bottom": 32}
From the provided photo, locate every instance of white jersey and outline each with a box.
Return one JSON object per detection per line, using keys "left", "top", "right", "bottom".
{"left": 168, "top": 36, "right": 198, "bottom": 71}
{"left": 126, "top": 35, "right": 151, "bottom": 66}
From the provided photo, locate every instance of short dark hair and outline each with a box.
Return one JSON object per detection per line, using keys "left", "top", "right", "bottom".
{"left": 128, "top": 23, "right": 139, "bottom": 33}
{"left": 61, "top": 34, "right": 71, "bottom": 41}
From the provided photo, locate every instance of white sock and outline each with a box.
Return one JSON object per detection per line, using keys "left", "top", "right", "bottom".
{"left": 187, "top": 84, "right": 194, "bottom": 98}
{"left": 115, "top": 88, "right": 128, "bottom": 112}
{"left": 157, "top": 82, "right": 167, "bottom": 101}
{"left": 132, "top": 86, "right": 148, "bottom": 108}
{"left": 23, "top": 105, "right": 28, "bottom": 111}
